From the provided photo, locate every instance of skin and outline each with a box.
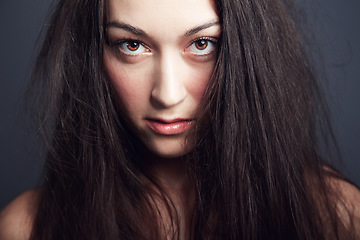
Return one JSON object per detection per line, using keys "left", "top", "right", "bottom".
{"left": 103, "top": 1, "right": 220, "bottom": 236}
{"left": 103, "top": 0, "right": 220, "bottom": 159}
{"left": 0, "top": 190, "right": 38, "bottom": 240}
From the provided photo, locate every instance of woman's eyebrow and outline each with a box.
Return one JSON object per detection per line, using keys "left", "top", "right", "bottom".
{"left": 106, "top": 20, "right": 220, "bottom": 37}
{"left": 106, "top": 21, "right": 148, "bottom": 37}
{"left": 184, "top": 20, "right": 220, "bottom": 36}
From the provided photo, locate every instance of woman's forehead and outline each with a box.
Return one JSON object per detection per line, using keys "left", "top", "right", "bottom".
{"left": 105, "top": 0, "right": 219, "bottom": 38}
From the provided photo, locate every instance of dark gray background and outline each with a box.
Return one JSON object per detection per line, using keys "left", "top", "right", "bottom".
{"left": 0, "top": 0, "right": 359, "bottom": 209}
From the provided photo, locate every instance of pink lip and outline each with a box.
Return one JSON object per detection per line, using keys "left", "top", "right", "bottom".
{"left": 145, "top": 118, "right": 193, "bottom": 135}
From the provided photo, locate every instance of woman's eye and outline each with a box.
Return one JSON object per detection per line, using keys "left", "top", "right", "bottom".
{"left": 186, "top": 38, "right": 217, "bottom": 55}
{"left": 115, "top": 40, "right": 150, "bottom": 55}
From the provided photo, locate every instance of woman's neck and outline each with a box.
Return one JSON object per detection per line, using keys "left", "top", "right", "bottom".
{"left": 142, "top": 151, "right": 195, "bottom": 240}
{"left": 147, "top": 154, "right": 188, "bottom": 190}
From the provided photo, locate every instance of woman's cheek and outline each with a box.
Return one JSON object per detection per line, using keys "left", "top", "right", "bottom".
{"left": 104, "top": 53, "right": 151, "bottom": 111}
{"left": 185, "top": 62, "right": 214, "bottom": 101}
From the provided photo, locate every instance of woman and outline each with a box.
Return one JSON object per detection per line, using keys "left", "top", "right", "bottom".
{"left": 0, "top": 0, "right": 359, "bottom": 239}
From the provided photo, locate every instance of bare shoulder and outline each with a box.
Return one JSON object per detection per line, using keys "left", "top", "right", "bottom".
{"left": 0, "top": 189, "right": 40, "bottom": 240}
{"left": 326, "top": 173, "right": 360, "bottom": 237}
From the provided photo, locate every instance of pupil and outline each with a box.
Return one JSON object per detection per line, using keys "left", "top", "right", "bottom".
{"left": 196, "top": 40, "right": 207, "bottom": 50}
{"left": 128, "top": 41, "right": 139, "bottom": 51}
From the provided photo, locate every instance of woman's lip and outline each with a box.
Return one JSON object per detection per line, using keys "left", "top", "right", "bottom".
{"left": 145, "top": 118, "right": 193, "bottom": 135}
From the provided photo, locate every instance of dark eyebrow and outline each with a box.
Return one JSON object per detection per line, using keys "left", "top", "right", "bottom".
{"left": 184, "top": 20, "right": 220, "bottom": 36}
{"left": 106, "top": 20, "right": 220, "bottom": 37}
{"left": 106, "top": 21, "right": 148, "bottom": 37}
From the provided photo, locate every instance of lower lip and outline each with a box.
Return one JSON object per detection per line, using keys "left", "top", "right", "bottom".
{"left": 146, "top": 119, "right": 193, "bottom": 135}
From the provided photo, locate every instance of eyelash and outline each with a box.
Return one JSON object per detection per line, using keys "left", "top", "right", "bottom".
{"left": 186, "top": 37, "right": 217, "bottom": 57}
{"left": 110, "top": 38, "right": 151, "bottom": 56}
{"left": 109, "top": 37, "right": 218, "bottom": 58}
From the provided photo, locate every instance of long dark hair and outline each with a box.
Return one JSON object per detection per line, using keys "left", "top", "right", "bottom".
{"left": 29, "top": 0, "right": 357, "bottom": 239}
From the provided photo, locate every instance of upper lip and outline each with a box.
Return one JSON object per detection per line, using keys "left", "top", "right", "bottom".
{"left": 145, "top": 118, "right": 192, "bottom": 124}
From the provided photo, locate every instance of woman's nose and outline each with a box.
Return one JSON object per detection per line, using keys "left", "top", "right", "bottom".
{"left": 151, "top": 52, "right": 187, "bottom": 108}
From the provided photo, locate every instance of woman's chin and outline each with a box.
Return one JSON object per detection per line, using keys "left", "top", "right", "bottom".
{"left": 143, "top": 138, "right": 194, "bottom": 159}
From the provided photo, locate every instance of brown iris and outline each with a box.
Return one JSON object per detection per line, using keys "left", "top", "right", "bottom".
{"left": 127, "top": 41, "right": 140, "bottom": 51}
{"left": 195, "top": 40, "right": 208, "bottom": 50}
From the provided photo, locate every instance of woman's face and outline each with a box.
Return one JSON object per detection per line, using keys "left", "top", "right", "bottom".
{"left": 103, "top": 0, "right": 220, "bottom": 158}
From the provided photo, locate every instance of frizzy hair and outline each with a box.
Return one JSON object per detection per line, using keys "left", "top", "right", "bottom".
{"left": 28, "top": 0, "right": 355, "bottom": 239}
